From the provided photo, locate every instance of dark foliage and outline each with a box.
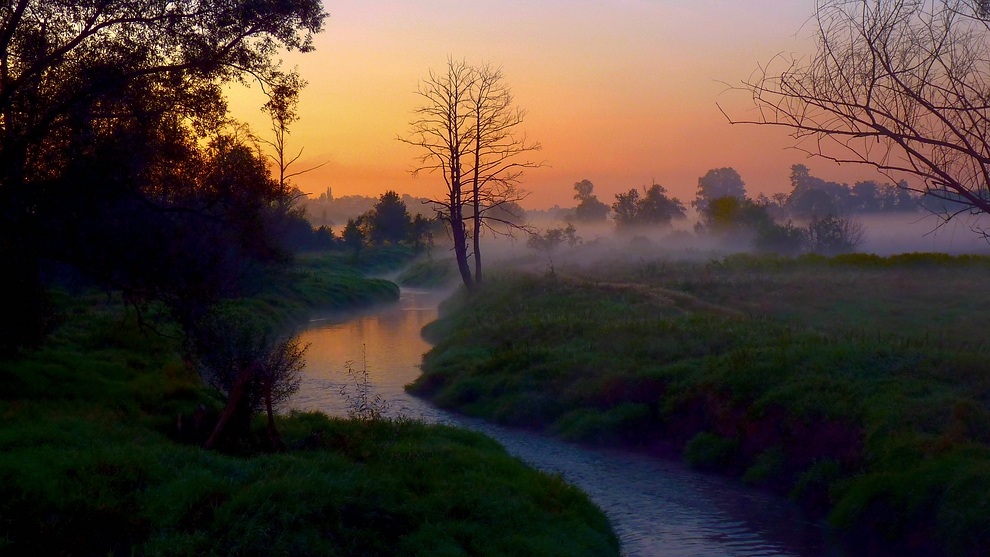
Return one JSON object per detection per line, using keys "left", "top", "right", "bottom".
{"left": 612, "top": 183, "right": 686, "bottom": 230}
{"left": 572, "top": 180, "right": 610, "bottom": 222}
{"left": 369, "top": 190, "right": 412, "bottom": 245}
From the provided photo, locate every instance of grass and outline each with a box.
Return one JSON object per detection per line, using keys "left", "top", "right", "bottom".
{"left": 297, "top": 245, "right": 417, "bottom": 277}
{"left": 0, "top": 258, "right": 618, "bottom": 556}
{"left": 411, "top": 257, "right": 990, "bottom": 556}
{"left": 396, "top": 257, "right": 458, "bottom": 288}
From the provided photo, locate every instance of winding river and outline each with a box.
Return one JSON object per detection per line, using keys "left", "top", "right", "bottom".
{"left": 289, "top": 288, "right": 834, "bottom": 557}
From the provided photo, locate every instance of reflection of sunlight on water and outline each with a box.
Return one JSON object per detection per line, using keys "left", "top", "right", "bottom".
{"left": 288, "top": 288, "right": 448, "bottom": 419}
{"left": 290, "top": 288, "right": 828, "bottom": 557}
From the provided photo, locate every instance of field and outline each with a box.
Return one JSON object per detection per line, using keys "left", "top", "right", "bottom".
{"left": 0, "top": 252, "right": 618, "bottom": 557}
{"left": 411, "top": 253, "right": 990, "bottom": 556}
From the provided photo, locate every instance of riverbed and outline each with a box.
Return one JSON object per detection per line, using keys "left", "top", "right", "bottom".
{"left": 289, "top": 288, "right": 833, "bottom": 557}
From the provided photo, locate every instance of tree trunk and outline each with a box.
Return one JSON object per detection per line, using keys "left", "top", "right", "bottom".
{"left": 264, "top": 382, "right": 285, "bottom": 452}
{"left": 450, "top": 160, "right": 474, "bottom": 291}
{"left": 451, "top": 211, "right": 474, "bottom": 291}
{"left": 205, "top": 363, "right": 257, "bottom": 450}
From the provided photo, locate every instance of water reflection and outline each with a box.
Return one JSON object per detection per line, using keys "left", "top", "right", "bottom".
{"left": 290, "top": 289, "right": 831, "bottom": 557}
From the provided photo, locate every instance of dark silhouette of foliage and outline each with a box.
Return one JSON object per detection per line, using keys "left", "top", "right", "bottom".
{"left": 407, "top": 214, "right": 437, "bottom": 253}
{"left": 693, "top": 168, "right": 746, "bottom": 211}
{"left": 572, "top": 179, "right": 610, "bottom": 222}
{"left": 612, "top": 183, "right": 686, "bottom": 230}
{"left": 0, "top": 0, "right": 328, "bottom": 351}
{"left": 369, "top": 190, "right": 412, "bottom": 245}
{"left": 343, "top": 218, "right": 365, "bottom": 260}
{"left": 697, "top": 195, "right": 804, "bottom": 255}
{"left": 731, "top": 0, "right": 990, "bottom": 226}
{"left": 805, "top": 214, "right": 866, "bottom": 256}
{"left": 527, "top": 224, "right": 580, "bottom": 253}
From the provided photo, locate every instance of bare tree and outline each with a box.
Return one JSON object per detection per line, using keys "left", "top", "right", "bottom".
{"left": 401, "top": 59, "right": 540, "bottom": 290}
{"left": 401, "top": 59, "right": 476, "bottom": 289}
{"left": 726, "top": 0, "right": 990, "bottom": 227}
{"left": 466, "top": 63, "right": 541, "bottom": 285}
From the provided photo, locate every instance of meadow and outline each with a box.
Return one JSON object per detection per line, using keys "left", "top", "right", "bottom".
{"left": 411, "top": 253, "right": 990, "bottom": 556}
{"left": 0, "top": 250, "right": 618, "bottom": 557}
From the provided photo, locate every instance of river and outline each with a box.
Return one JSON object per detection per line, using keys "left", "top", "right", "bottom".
{"left": 289, "top": 288, "right": 834, "bottom": 557}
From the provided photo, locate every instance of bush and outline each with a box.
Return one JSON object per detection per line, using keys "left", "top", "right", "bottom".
{"left": 805, "top": 214, "right": 866, "bottom": 255}
{"left": 683, "top": 433, "right": 739, "bottom": 471}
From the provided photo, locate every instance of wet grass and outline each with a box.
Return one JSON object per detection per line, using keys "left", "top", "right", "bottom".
{"left": 0, "top": 259, "right": 618, "bottom": 556}
{"left": 411, "top": 259, "right": 990, "bottom": 556}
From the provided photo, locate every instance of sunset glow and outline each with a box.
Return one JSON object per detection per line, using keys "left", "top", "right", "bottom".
{"left": 227, "top": 0, "right": 877, "bottom": 207}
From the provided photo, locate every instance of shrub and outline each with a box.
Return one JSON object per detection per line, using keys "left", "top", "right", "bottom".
{"left": 683, "top": 433, "right": 739, "bottom": 471}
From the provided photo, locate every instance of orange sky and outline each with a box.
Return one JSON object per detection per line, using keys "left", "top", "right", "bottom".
{"left": 226, "top": 0, "right": 887, "bottom": 209}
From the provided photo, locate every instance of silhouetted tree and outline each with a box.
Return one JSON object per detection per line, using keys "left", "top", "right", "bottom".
{"left": 343, "top": 218, "right": 365, "bottom": 260}
{"left": 0, "top": 0, "right": 327, "bottom": 350}
{"left": 527, "top": 224, "right": 580, "bottom": 253}
{"left": 194, "top": 309, "right": 307, "bottom": 451}
{"left": 613, "top": 183, "right": 686, "bottom": 230}
{"left": 407, "top": 214, "right": 436, "bottom": 253}
{"left": 693, "top": 168, "right": 746, "bottom": 211}
{"left": 697, "top": 195, "right": 805, "bottom": 255}
{"left": 369, "top": 191, "right": 411, "bottom": 245}
{"left": 465, "top": 63, "right": 541, "bottom": 285}
{"left": 402, "top": 59, "right": 540, "bottom": 291}
{"left": 805, "top": 215, "right": 866, "bottom": 255}
{"left": 258, "top": 70, "right": 328, "bottom": 196}
{"left": 731, "top": 0, "right": 990, "bottom": 226}
{"left": 572, "top": 179, "right": 610, "bottom": 222}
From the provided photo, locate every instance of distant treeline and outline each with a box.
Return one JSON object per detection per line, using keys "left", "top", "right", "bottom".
{"left": 298, "top": 188, "right": 436, "bottom": 228}
{"left": 285, "top": 191, "right": 445, "bottom": 255}
{"left": 567, "top": 165, "right": 951, "bottom": 227}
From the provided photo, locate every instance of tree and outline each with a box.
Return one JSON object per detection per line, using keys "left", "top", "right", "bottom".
{"left": 730, "top": 0, "right": 990, "bottom": 225}
{"left": 805, "top": 214, "right": 866, "bottom": 255}
{"left": 258, "top": 70, "right": 328, "bottom": 196}
{"left": 527, "top": 225, "right": 581, "bottom": 253}
{"left": 194, "top": 309, "right": 307, "bottom": 451}
{"left": 343, "top": 218, "right": 365, "bottom": 260}
{"left": 407, "top": 214, "right": 436, "bottom": 253}
{"left": 369, "top": 190, "right": 411, "bottom": 245}
{"left": 612, "top": 183, "right": 686, "bottom": 230}
{"left": 0, "top": 0, "right": 327, "bottom": 350}
{"left": 402, "top": 59, "right": 540, "bottom": 291}
{"left": 572, "top": 179, "right": 610, "bottom": 222}
{"left": 693, "top": 168, "right": 746, "bottom": 211}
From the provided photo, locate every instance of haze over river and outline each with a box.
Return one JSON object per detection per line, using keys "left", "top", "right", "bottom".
{"left": 289, "top": 288, "right": 835, "bottom": 557}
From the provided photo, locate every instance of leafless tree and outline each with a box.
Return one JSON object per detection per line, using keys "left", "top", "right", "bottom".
{"left": 726, "top": 0, "right": 990, "bottom": 227}
{"left": 401, "top": 59, "right": 541, "bottom": 290}
{"left": 466, "top": 63, "right": 541, "bottom": 285}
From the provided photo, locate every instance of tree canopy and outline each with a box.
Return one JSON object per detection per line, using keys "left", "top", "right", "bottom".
{"left": 0, "top": 0, "right": 328, "bottom": 351}
{"left": 612, "top": 183, "right": 686, "bottom": 230}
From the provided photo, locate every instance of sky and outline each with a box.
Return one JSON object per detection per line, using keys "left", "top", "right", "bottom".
{"left": 227, "top": 0, "right": 884, "bottom": 209}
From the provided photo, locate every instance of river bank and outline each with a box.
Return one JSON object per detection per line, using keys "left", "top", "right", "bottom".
{"left": 411, "top": 255, "right": 990, "bottom": 557}
{"left": 292, "top": 287, "right": 830, "bottom": 557}
{"left": 0, "top": 251, "right": 617, "bottom": 556}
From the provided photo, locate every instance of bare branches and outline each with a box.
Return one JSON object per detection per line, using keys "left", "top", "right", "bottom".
{"left": 400, "top": 58, "right": 543, "bottom": 289}
{"left": 728, "top": 0, "right": 990, "bottom": 222}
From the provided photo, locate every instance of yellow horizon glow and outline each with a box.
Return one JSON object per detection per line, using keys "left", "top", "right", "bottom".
{"left": 226, "top": 0, "right": 888, "bottom": 209}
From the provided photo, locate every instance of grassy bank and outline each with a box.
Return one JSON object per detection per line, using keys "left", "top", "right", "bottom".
{"left": 0, "top": 257, "right": 618, "bottom": 556}
{"left": 411, "top": 256, "right": 990, "bottom": 556}
{"left": 396, "top": 257, "right": 458, "bottom": 288}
